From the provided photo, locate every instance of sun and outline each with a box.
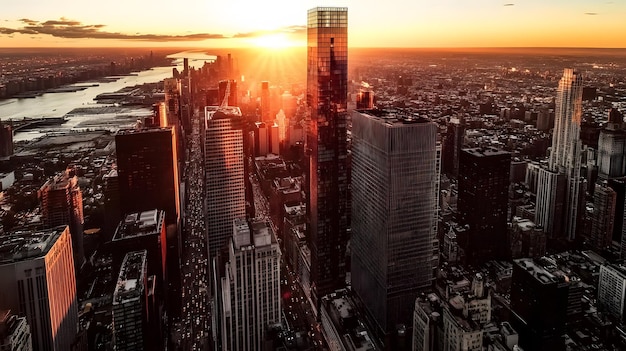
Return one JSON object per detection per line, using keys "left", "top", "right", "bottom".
{"left": 251, "top": 33, "right": 295, "bottom": 49}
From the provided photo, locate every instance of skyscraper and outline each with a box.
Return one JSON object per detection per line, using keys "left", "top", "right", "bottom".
{"left": 442, "top": 117, "right": 465, "bottom": 179}
{"left": 351, "top": 110, "right": 439, "bottom": 336}
{"left": 204, "top": 106, "right": 246, "bottom": 258}
{"left": 306, "top": 6, "right": 349, "bottom": 302}
{"left": 261, "top": 81, "right": 271, "bottom": 123}
{"left": 458, "top": 147, "right": 511, "bottom": 262}
{"left": 38, "top": 169, "right": 85, "bottom": 267}
{"left": 597, "top": 108, "right": 626, "bottom": 179}
{"left": 115, "top": 127, "right": 180, "bottom": 226}
{"left": 214, "top": 219, "right": 281, "bottom": 351}
{"left": 538, "top": 68, "right": 584, "bottom": 240}
{"left": 597, "top": 263, "right": 626, "bottom": 323}
{"left": 0, "top": 226, "right": 78, "bottom": 351}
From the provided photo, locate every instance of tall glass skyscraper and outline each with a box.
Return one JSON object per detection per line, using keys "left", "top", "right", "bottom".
{"left": 305, "top": 7, "right": 349, "bottom": 302}
{"left": 351, "top": 110, "right": 439, "bottom": 336}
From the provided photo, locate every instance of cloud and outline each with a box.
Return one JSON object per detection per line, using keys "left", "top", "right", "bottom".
{"left": 503, "top": 3, "right": 515, "bottom": 6}
{"left": 584, "top": 12, "right": 598, "bottom": 15}
{"left": 232, "top": 25, "right": 306, "bottom": 39}
{"left": 1, "top": 17, "right": 228, "bottom": 41}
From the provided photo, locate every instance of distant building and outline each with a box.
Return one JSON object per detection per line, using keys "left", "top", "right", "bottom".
{"left": 508, "top": 217, "right": 546, "bottom": 259}
{"left": 261, "top": 81, "right": 271, "bottom": 122}
{"left": 597, "top": 108, "right": 626, "bottom": 179}
{"left": 589, "top": 183, "right": 616, "bottom": 250}
{"left": 0, "top": 309, "right": 32, "bottom": 351}
{"left": 112, "top": 250, "right": 159, "bottom": 351}
{"left": 163, "top": 78, "right": 181, "bottom": 127}
{"left": 38, "top": 168, "right": 85, "bottom": 267}
{"left": 204, "top": 106, "right": 246, "bottom": 258}
{"left": 458, "top": 147, "right": 511, "bottom": 262}
{"left": 511, "top": 258, "right": 568, "bottom": 351}
{"left": 597, "top": 264, "right": 626, "bottom": 323}
{"left": 535, "top": 168, "right": 567, "bottom": 238}
{"left": 214, "top": 219, "right": 281, "bottom": 351}
{"left": 218, "top": 80, "right": 238, "bottom": 107}
{"left": 351, "top": 110, "right": 439, "bottom": 337}
{"left": 0, "top": 122, "right": 13, "bottom": 158}
{"left": 0, "top": 226, "right": 78, "bottom": 351}
{"left": 442, "top": 117, "right": 465, "bottom": 179}
{"left": 115, "top": 127, "right": 180, "bottom": 226}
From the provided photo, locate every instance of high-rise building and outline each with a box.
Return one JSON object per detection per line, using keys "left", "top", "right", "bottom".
{"left": 306, "top": 6, "right": 349, "bottom": 302}
{"left": 214, "top": 219, "right": 281, "bottom": 351}
{"left": 261, "top": 81, "right": 271, "bottom": 122}
{"left": 112, "top": 250, "right": 154, "bottom": 351}
{"left": 115, "top": 127, "right": 180, "bottom": 226}
{"left": 0, "top": 226, "right": 78, "bottom": 351}
{"left": 0, "top": 310, "right": 32, "bottom": 351}
{"left": 597, "top": 108, "right": 626, "bottom": 179}
{"left": 511, "top": 258, "right": 568, "bottom": 351}
{"left": 218, "top": 80, "right": 238, "bottom": 107}
{"left": 589, "top": 182, "right": 616, "bottom": 250}
{"left": 535, "top": 168, "right": 567, "bottom": 237}
{"left": 0, "top": 122, "right": 13, "bottom": 158}
{"left": 442, "top": 117, "right": 465, "bottom": 179}
{"left": 540, "top": 68, "right": 584, "bottom": 240}
{"left": 597, "top": 264, "right": 626, "bottom": 323}
{"left": 458, "top": 147, "right": 511, "bottom": 262}
{"left": 204, "top": 106, "right": 246, "bottom": 258}
{"left": 351, "top": 110, "right": 439, "bottom": 336}
{"left": 38, "top": 169, "right": 85, "bottom": 267}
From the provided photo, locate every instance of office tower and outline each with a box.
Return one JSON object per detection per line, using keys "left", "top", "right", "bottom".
{"left": 281, "top": 92, "right": 297, "bottom": 119}
{"left": 218, "top": 80, "right": 238, "bottom": 106}
{"left": 38, "top": 169, "right": 85, "bottom": 267}
{"left": 535, "top": 168, "right": 566, "bottom": 237}
{"left": 597, "top": 108, "right": 626, "bottom": 179}
{"left": 412, "top": 295, "right": 440, "bottom": 351}
{"left": 276, "top": 110, "right": 287, "bottom": 143}
{"left": 597, "top": 264, "right": 626, "bottom": 323}
{"left": 511, "top": 258, "right": 568, "bottom": 351}
{"left": 204, "top": 106, "right": 246, "bottom": 258}
{"left": 103, "top": 169, "right": 121, "bottom": 238}
{"left": 541, "top": 68, "right": 584, "bottom": 240}
{"left": 163, "top": 78, "right": 181, "bottom": 127}
{"left": 351, "top": 110, "right": 439, "bottom": 336}
{"left": 0, "top": 310, "right": 32, "bottom": 351}
{"left": 270, "top": 124, "right": 280, "bottom": 155}
{"left": 112, "top": 250, "right": 155, "bottom": 351}
{"left": 0, "top": 122, "right": 13, "bottom": 158}
{"left": 509, "top": 217, "right": 547, "bottom": 259}
{"left": 306, "top": 6, "right": 349, "bottom": 302}
{"left": 589, "top": 183, "right": 616, "bottom": 250}
{"left": 458, "top": 147, "right": 511, "bottom": 262}
{"left": 215, "top": 219, "right": 281, "bottom": 351}
{"left": 442, "top": 117, "right": 465, "bottom": 178}
{"left": 115, "top": 127, "right": 180, "bottom": 226}
{"left": 254, "top": 122, "right": 269, "bottom": 156}
{"left": 356, "top": 89, "right": 374, "bottom": 110}
{"left": 0, "top": 226, "right": 78, "bottom": 351}
{"left": 261, "top": 81, "right": 271, "bottom": 122}
{"left": 111, "top": 210, "right": 167, "bottom": 284}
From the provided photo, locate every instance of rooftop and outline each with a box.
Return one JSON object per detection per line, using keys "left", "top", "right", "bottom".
{"left": 355, "top": 108, "right": 431, "bottom": 126}
{"left": 116, "top": 126, "right": 172, "bottom": 136}
{"left": 113, "top": 250, "right": 147, "bottom": 305}
{"left": 205, "top": 105, "right": 242, "bottom": 120}
{"left": 0, "top": 226, "right": 67, "bottom": 264}
{"left": 463, "top": 147, "right": 511, "bottom": 158}
{"left": 40, "top": 169, "right": 78, "bottom": 191}
{"left": 515, "top": 258, "right": 563, "bottom": 285}
{"left": 112, "top": 209, "right": 164, "bottom": 241}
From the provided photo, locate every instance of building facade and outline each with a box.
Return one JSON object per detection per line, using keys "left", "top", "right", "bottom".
{"left": 0, "top": 226, "right": 78, "bottom": 351}
{"left": 351, "top": 110, "right": 439, "bottom": 335}
{"left": 597, "top": 264, "right": 626, "bottom": 323}
{"left": 306, "top": 7, "right": 349, "bottom": 302}
{"left": 0, "top": 310, "right": 32, "bottom": 351}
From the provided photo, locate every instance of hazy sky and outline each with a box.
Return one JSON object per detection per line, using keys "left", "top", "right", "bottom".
{"left": 0, "top": 0, "right": 624, "bottom": 48}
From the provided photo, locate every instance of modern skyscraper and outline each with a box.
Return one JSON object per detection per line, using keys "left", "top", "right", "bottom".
{"left": 204, "top": 106, "right": 246, "bottom": 258}
{"left": 442, "top": 117, "right": 466, "bottom": 178}
{"left": 597, "top": 264, "right": 626, "bottom": 323}
{"left": 261, "top": 81, "right": 271, "bottom": 122}
{"left": 537, "top": 68, "right": 584, "bottom": 240}
{"left": 351, "top": 110, "right": 439, "bottom": 336}
{"left": 0, "top": 310, "right": 32, "bottom": 351}
{"left": 112, "top": 250, "right": 152, "bottom": 351}
{"left": 0, "top": 226, "right": 78, "bottom": 351}
{"left": 589, "top": 182, "right": 616, "bottom": 250}
{"left": 306, "top": 6, "right": 349, "bottom": 302}
{"left": 597, "top": 108, "right": 626, "bottom": 179}
{"left": 115, "top": 127, "right": 180, "bottom": 226}
{"left": 38, "top": 168, "right": 85, "bottom": 267}
{"left": 458, "top": 147, "right": 511, "bottom": 262}
{"left": 163, "top": 78, "right": 181, "bottom": 127}
{"left": 214, "top": 219, "right": 281, "bottom": 351}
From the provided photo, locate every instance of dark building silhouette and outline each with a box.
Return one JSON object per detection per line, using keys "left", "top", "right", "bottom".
{"left": 305, "top": 7, "right": 349, "bottom": 302}
{"left": 0, "top": 122, "right": 13, "bottom": 158}
{"left": 39, "top": 168, "right": 85, "bottom": 268}
{"left": 511, "top": 258, "right": 568, "bottom": 351}
{"left": 261, "top": 81, "right": 271, "bottom": 122}
{"left": 115, "top": 128, "right": 180, "bottom": 226}
{"left": 442, "top": 117, "right": 465, "bottom": 178}
{"left": 458, "top": 147, "right": 510, "bottom": 262}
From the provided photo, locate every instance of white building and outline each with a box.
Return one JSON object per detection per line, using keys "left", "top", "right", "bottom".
{"left": 0, "top": 310, "right": 32, "bottom": 351}
{"left": 0, "top": 226, "right": 77, "bottom": 351}
{"left": 597, "top": 264, "right": 626, "bottom": 322}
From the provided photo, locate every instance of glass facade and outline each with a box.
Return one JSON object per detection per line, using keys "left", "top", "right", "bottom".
{"left": 305, "top": 7, "right": 349, "bottom": 301}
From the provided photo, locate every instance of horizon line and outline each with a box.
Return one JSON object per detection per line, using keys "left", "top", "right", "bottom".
{"left": 1, "top": 46, "right": 626, "bottom": 50}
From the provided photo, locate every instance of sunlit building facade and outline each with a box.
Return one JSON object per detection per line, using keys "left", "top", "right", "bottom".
{"left": 0, "top": 226, "right": 78, "bottom": 351}
{"left": 351, "top": 110, "right": 439, "bottom": 335}
{"left": 306, "top": 6, "right": 349, "bottom": 302}
{"left": 204, "top": 106, "right": 246, "bottom": 258}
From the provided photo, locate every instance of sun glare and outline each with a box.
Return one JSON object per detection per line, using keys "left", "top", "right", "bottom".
{"left": 252, "top": 33, "right": 295, "bottom": 49}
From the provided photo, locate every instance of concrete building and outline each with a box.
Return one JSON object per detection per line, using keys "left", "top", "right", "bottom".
{"left": 535, "top": 168, "right": 566, "bottom": 238}
{"left": 0, "top": 310, "right": 32, "bottom": 351}
{"left": 589, "top": 183, "right": 616, "bottom": 250}
{"left": 412, "top": 295, "right": 441, "bottom": 351}
{"left": 351, "top": 109, "right": 439, "bottom": 336}
{"left": 204, "top": 106, "right": 246, "bottom": 258}
{"left": 597, "top": 264, "right": 626, "bottom": 323}
{"left": 0, "top": 226, "right": 78, "bottom": 351}
{"left": 319, "top": 290, "right": 378, "bottom": 351}
{"left": 597, "top": 108, "right": 626, "bottom": 179}
{"left": 216, "top": 219, "right": 281, "bottom": 351}
{"left": 39, "top": 168, "right": 85, "bottom": 268}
